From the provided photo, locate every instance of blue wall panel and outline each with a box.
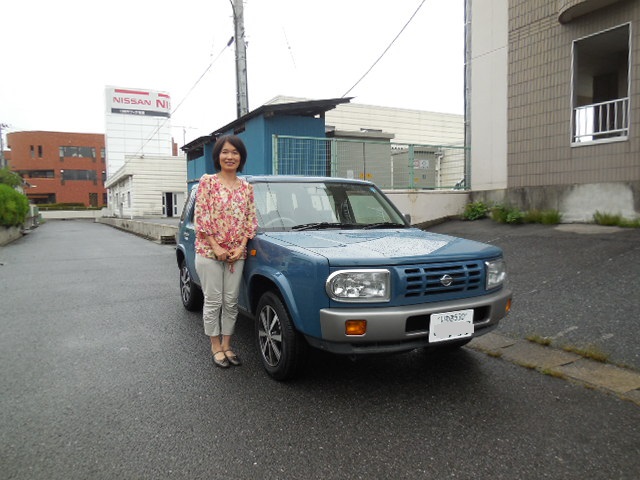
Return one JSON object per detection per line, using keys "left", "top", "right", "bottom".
{"left": 185, "top": 109, "right": 328, "bottom": 184}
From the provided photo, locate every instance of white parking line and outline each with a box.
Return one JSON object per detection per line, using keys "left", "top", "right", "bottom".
{"left": 550, "top": 326, "right": 579, "bottom": 340}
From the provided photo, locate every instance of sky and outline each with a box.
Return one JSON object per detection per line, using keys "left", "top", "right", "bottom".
{"left": 1, "top": 0, "right": 465, "bottom": 147}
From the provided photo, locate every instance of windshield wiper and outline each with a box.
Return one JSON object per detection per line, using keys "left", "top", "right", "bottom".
{"left": 361, "top": 222, "right": 405, "bottom": 230}
{"left": 292, "top": 222, "right": 356, "bottom": 231}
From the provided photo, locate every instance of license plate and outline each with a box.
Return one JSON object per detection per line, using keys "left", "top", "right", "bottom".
{"left": 429, "top": 309, "right": 474, "bottom": 343}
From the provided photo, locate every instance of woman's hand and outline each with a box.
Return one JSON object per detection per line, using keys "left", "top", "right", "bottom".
{"left": 227, "top": 246, "right": 245, "bottom": 263}
{"left": 213, "top": 247, "right": 230, "bottom": 261}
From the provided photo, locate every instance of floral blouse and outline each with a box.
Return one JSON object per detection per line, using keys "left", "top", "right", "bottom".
{"left": 193, "top": 174, "right": 258, "bottom": 260}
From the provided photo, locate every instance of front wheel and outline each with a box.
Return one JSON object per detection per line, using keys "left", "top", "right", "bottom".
{"left": 255, "top": 291, "right": 308, "bottom": 381}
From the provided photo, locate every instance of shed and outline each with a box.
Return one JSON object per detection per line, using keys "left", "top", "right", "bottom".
{"left": 182, "top": 97, "right": 351, "bottom": 189}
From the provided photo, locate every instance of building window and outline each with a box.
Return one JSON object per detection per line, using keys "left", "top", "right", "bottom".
{"left": 37, "top": 145, "right": 43, "bottom": 158}
{"left": 59, "top": 146, "right": 97, "bottom": 160}
{"left": 60, "top": 169, "right": 98, "bottom": 181}
{"left": 89, "top": 193, "right": 98, "bottom": 207}
{"left": 572, "top": 24, "right": 630, "bottom": 144}
{"left": 101, "top": 148, "right": 106, "bottom": 162}
{"left": 30, "top": 145, "right": 34, "bottom": 158}
{"left": 20, "top": 170, "right": 55, "bottom": 179}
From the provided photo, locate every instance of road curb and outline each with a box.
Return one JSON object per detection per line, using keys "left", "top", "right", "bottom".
{"left": 468, "top": 333, "right": 640, "bottom": 407}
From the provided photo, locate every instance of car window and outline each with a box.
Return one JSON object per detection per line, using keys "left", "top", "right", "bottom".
{"left": 180, "top": 187, "right": 197, "bottom": 223}
{"left": 252, "top": 181, "right": 405, "bottom": 230}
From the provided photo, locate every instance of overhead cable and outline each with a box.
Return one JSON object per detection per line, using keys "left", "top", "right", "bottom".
{"left": 341, "top": 0, "right": 427, "bottom": 98}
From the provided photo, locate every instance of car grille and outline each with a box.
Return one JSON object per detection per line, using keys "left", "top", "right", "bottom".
{"left": 399, "top": 261, "right": 483, "bottom": 301}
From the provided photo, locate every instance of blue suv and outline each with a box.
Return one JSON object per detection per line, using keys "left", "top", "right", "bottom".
{"left": 176, "top": 176, "right": 511, "bottom": 380}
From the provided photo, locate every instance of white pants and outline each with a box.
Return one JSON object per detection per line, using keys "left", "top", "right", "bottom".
{"left": 195, "top": 255, "right": 245, "bottom": 337}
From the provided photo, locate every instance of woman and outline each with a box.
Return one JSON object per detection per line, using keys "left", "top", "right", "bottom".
{"left": 193, "top": 135, "right": 258, "bottom": 369}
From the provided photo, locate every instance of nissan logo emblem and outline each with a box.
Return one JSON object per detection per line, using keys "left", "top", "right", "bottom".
{"left": 440, "top": 274, "right": 453, "bottom": 287}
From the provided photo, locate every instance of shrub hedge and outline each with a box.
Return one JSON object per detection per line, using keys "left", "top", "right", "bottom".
{"left": 0, "top": 184, "right": 30, "bottom": 227}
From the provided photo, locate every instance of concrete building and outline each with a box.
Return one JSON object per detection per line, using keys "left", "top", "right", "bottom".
{"left": 469, "top": 0, "right": 640, "bottom": 222}
{"left": 6, "top": 131, "right": 106, "bottom": 207}
{"left": 103, "top": 86, "right": 187, "bottom": 218}
{"left": 104, "top": 154, "right": 186, "bottom": 218}
{"left": 268, "top": 95, "right": 464, "bottom": 146}
{"left": 104, "top": 86, "right": 173, "bottom": 178}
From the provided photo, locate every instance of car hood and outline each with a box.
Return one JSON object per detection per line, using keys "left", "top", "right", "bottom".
{"left": 262, "top": 228, "right": 502, "bottom": 267}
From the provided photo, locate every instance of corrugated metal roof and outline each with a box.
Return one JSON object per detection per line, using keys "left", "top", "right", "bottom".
{"left": 211, "top": 97, "right": 352, "bottom": 136}
{"left": 182, "top": 97, "right": 352, "bottom": 152}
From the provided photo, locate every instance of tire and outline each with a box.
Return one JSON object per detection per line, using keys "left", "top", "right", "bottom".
{"left": 179, "top": 260, "right": 203, "bottom": 311}
{"left": 255, "top": 291, "right": 308, "bottom": 381}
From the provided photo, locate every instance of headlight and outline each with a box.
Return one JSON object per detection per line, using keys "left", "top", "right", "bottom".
{"left": 326, "top": 269, "right": 390, "bottom": 302}
{"left": 485, "top": 258, "right": 507, "bottom": 290}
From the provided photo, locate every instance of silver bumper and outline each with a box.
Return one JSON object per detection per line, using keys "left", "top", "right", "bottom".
{"left": 311, "top": 288, "right": 512, "bottom": 354}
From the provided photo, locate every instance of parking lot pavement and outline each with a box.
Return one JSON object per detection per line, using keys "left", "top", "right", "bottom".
{"left": 468, "top": 333, "right": 640, "bottom": 406}
{"left": 108, "top": 216, "right": 640, "bottom": 405}
{"left": 428, "top": 218, "right": 640, "bottom": 405}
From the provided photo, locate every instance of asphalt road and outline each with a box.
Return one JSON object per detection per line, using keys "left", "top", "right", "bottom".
{"left": 1, "top": 220, "right": 639, "bottom": 480}
{"left": 429, "top": 219, "right": 640, "bottom": 371}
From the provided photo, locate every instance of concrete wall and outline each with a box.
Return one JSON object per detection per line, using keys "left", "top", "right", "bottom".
{"left": 0, "top": 226, "right": 23, "bottom": 246}
{"left": 471, "top": 181, "right": 640, "bottom": 222}
{"left": 41, "top": 210, "right": 103, "bottom": 220}
{"left": 469, "top": 0, "right": 509, "bottom": 191}
{"left": 385, "top": 190, "right": 470, "bottom": 225}
{"left": 96, "top": 217, "right": 178, "bottom": 244}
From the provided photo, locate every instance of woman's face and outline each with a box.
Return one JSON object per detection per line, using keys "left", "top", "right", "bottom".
{"left": 219, "top": 141, "right": 241, "bottom": 173}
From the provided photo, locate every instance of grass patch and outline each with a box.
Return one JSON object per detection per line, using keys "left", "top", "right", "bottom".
{"left": 526, "top": 334, "right": 552, "bottom": 346}
{"left": 593, "top": 210, "right": 640, "bottom": 228}
{"left": 524, "top": 209, "right": 563, "bottom": 225}
{"left": 491, "top": 204, "right": 524, "bottom": 224}
{"left": 461, "top": 201, "right": 563, "bottom": 225}
{"left": 540, "top": 368, "right": 567, "bottom": 380}
{"left": 461, "top": 201, "right": 489, "bottom": 221}
{"left": 562, "top": 344, "right": 609, "bottom": 363}
{"left": 515, "top": 360, "right": 537, "bottom": 370}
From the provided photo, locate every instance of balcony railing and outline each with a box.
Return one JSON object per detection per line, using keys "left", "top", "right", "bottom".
{"left": 573, "top": 97, "right": 629, "bottom": 143}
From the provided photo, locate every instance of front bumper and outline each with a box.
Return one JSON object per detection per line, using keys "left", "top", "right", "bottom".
{"left": 309, "top": 288, "right": 512, "bottom": 355}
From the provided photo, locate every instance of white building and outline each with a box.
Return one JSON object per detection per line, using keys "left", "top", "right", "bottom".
{"left": 105, "top": 154, "right": 186, "bottom": 218}
{"left": 104, "top": 86, "right": 186, "bottom": 218}
{"left": 268, "top": 95, "right": 464, "bottom": 146}
{"left": 104, "top": 86, "right": 173, "bottom": 178}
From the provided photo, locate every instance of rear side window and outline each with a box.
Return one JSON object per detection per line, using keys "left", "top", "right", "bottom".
{"left": 181, "top": 188, "right": 197, "bottom": 223}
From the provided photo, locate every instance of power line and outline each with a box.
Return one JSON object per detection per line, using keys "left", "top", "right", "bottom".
{"left": 341, "top": 0, "right": 427, "bottom": 98}
{"left": 132, "top": 38, "right": 233, "bottom": 157}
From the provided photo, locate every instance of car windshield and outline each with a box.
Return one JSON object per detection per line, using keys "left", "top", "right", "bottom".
{"left": 252, "top": 180, "right": 407, "bottom": 231}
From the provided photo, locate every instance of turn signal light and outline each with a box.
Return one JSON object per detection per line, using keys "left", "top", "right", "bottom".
{"left": 505, "top": 298, "right": 512, "bottom": 314}
{"left": 345, "top": 320, "right": 367, "bottom": 336}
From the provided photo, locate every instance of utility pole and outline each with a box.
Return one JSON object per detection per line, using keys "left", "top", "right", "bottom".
{"left": 231, "top": 0, "right": 249, "bottom": 118}
{"left": 0, "top": 123, "right": 9, "bottom": 169}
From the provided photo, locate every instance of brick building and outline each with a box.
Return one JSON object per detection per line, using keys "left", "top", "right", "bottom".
{"left": 6, "top": 131, "right": 106, "bottom": 207}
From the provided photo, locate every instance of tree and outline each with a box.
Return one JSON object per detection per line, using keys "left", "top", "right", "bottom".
{"left": 0, "top": 169, "right": 29, "bottom": 227}
{"left": 0, "top": 167, "right": 22, "bottom": 188}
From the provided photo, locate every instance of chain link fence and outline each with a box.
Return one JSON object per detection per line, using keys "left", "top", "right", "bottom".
{"left": 272, "top": 135, "right": 467, "bottom": 190}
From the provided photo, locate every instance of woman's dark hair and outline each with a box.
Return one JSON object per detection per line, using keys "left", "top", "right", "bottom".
{"left": 212, "top": 134, "right": 248, "bottom": 172}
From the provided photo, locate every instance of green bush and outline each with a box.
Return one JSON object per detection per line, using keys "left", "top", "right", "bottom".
{"left": 0, "top": 167, "right": 22, "bottom": 188}
{"left": 461, "top": 201, "right": 489, "bottom": 220}
{"left": 594, "top": 210, "right": 640, "bottom": 228}
{"left": 524, "top": 209, "right": 562, "bottom": 225}
{"left": 38, "top": 203, "right": 89, "bottom": 211}
{"left": 491, "top": 204, "right": 524, "bottom": 224}
{"left": 0, "top": 184, "right": 30, "bottom": 227}
{"left": 593, "top": 210, "right": 621, "bottom": 226}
